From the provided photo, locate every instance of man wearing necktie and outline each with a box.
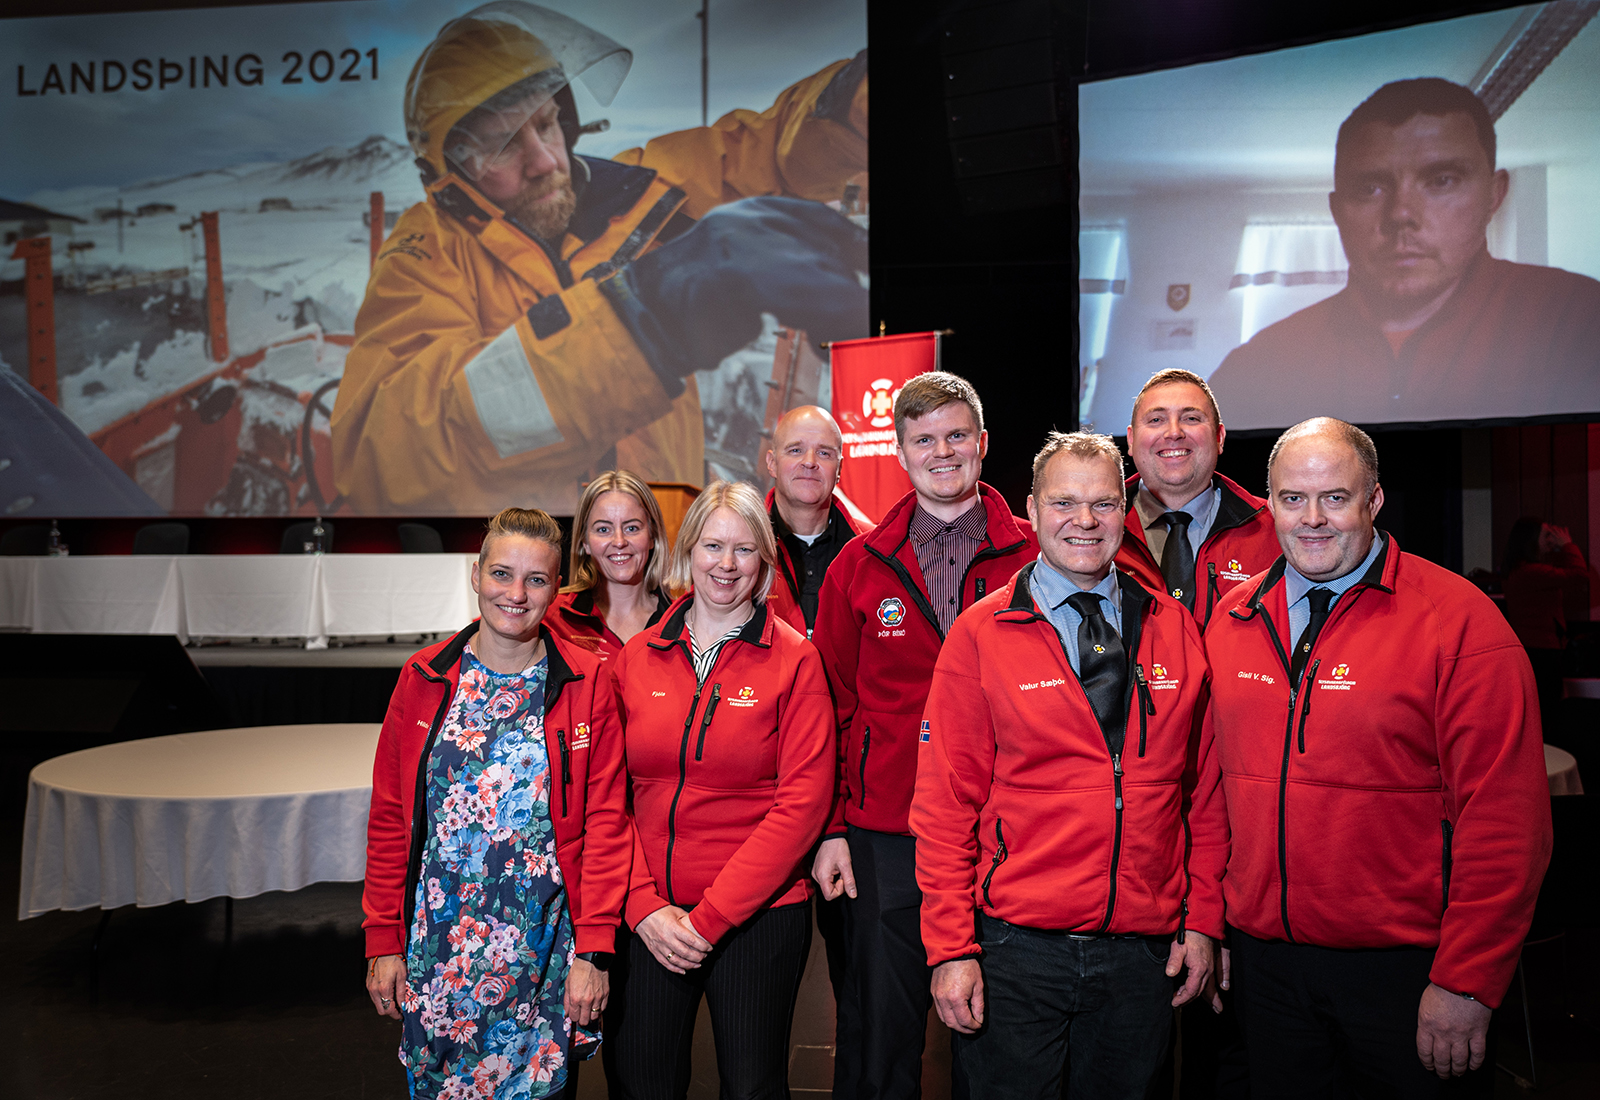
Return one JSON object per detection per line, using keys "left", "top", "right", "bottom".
{"left": 1115, "top": 370, "right": 1280, "bottom": 628}
{"left": 1205, "top": 418, "right": 1551, "bottom": 1097}
{"left": 911, "top": 431, "right": 1224, "bottom": 1100}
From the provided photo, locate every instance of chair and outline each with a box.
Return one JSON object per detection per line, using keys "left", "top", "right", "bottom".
{"left": 132, "top": 522, "right": 190, "bottom": 555}
{"left": 397, "top": 522, "right": 444, "bottom": 553}
{"left": 279, "top": 520, "right": 335, "bottom": 554}
{"left": 0, "top": 524, "right": 51, "bottom": 556}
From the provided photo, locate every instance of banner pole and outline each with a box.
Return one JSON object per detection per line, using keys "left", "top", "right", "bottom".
{"left": 11, "top": 237, "right": 57, "bottom": 404}
{"left": 200, "top": 212, "right": 229, "bottom": 363}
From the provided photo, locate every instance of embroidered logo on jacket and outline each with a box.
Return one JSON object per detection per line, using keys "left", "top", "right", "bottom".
{"left": 877, "top": 597, "right": 905, "bottom": 627}
{"left": 1147, "top": 663, "right": 1181, "bottom": 691}
{"left": 729, "top": 685, "right": 759, "bottom": 708}
{"left": 1217, "top": 558, "right": 1252, "bottom": 582}
{"left": 570, "top": 723, "right": 592, "bottom": 750}
{"left": 1316, "top": 663, "right": 1356, "bottom": 691}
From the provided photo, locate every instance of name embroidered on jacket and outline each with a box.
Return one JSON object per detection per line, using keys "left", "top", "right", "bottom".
{"left": 1017, "top": 677, "right": 1067, "bottom": 692}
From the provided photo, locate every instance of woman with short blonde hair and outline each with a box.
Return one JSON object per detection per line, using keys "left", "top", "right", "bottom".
{"left": 549, "top": 471, "right": 672, "bottom": 663}
{"left": 608, "top": 480, "right": 834, "bottom": 1099}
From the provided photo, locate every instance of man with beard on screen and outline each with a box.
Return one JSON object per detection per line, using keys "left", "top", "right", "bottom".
{"left": 1207, "top": 78, "right": 1600, "bottom": 428}
{"left": 332, "top": 2, "right": 869, "bottom": 514}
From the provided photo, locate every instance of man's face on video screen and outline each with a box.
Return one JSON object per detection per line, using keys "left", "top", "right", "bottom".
{"left": 1330, "top": 111, "right": 1508, "bottom": 316}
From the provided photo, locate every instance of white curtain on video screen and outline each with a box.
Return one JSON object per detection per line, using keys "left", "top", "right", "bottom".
{"left": 1079, "top": 224, "right": 1127, "bottom": 427}
{"left": 1230, "top": 222, "right": 1348, "bottom": 344}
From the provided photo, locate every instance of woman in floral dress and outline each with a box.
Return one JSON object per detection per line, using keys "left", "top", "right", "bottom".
{"left": 363, "top": 508, "right": 632, "bottom": 1099}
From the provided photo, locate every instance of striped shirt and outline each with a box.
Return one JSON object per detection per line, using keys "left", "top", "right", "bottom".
{"left": 686, "top": 615, "right": 751, "bottom": 685}
{"left": 909, "top": 501, "right": 989, "bottom": 635}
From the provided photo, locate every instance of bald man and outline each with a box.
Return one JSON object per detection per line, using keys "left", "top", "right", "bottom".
{"left": 1204, "top": 417, "right": 1551, "bottom": 1096}
{"left": 764, "top": 405, "right": 873, "bottom": 637}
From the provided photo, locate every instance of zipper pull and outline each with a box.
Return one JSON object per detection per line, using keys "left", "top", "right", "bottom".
{"left": 1112, "top": 753, "right": 1124, "bottom": 810}
{"left": 1134, "top": 663, "right": 1156, "bottom": 714}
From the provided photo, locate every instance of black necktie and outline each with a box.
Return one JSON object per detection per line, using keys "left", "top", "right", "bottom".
{"left": 1067, "top": 591, "right": 1128, "bottom": 741}
{"left": 1158, "top": 512, "right": 1195, "bottom": 610}
{"left": 1290, "top": 587, "right": 1333, "bottom": 688}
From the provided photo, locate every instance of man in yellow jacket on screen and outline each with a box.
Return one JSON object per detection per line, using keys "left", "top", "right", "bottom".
{"left": 332, "top": 2, "right": 869, "bottom": 514}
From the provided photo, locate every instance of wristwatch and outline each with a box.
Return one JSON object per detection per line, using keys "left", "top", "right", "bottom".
{"left": 576, "top": 951, "right": 613, "bottom": 972}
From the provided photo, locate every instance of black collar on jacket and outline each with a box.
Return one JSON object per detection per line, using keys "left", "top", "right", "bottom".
{"left": 1231, "top": 531, "right": 1394, "bottom": 624}
{"left": 649, "top": 597, "right": 773, "bottom": 653}
{"left": 564, "top": 585, "right": 671, "bottom": 627}
{"left": 567, "top": 156, "right": 661, "bottom": 243}
{"left": 423, "top": 619, "right": 584, "bottom": 711}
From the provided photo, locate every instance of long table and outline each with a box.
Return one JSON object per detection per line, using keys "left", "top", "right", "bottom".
{"left": 0, "top": 553, "right": 477, "bottom": 648}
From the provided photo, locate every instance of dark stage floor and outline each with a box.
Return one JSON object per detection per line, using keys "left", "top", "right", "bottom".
{"left": 0, "top": 813, "right": 1592, "bottom": 1098}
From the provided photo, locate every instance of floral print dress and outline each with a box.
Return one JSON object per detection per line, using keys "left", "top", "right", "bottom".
{"left": 400, "top": 646, "right": 597, "bottom": 1099}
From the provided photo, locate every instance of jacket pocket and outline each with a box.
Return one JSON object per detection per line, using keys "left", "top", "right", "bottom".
{"left": 857, "top": 725, "right": 871, "bottom": 809}
{"left": 980, "top": 817, "right": 1009, "bottom": 908}
{"left": 1441, "top": 818, "right": 1454, "bottom": 911}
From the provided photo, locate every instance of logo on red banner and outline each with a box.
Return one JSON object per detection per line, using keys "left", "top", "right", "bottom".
{"left": 863, "top": 378, "right": 900, "bottom": 428}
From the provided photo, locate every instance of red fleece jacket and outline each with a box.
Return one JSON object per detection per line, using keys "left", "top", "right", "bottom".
{"left": 361, "top": 622, "right": 631, "bottom": 958}
{"left": 1204, "top": 536, "right": 1552, "bottom": 1007}
{"left": 812, "top": 484, "right": 1038, "bottom": 837}
{"left": 912, "top": 564, "right": 1222, "bottom": 965}
{"left": 612, "top": 597, "right": 835, "bottom": 944}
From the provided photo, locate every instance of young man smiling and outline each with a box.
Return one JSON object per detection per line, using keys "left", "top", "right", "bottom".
{"left": 1116, "top": 370, "right": 1279, "bottom": 628}
{"left": 1205, "top": 418, "right": 1552, "bottom": 1096}
{"left": 811, "top": 372, "right": 1036, "bottom": 1100}
{"left": 912, "top": 431, "right": 1222, "bottom": 1100}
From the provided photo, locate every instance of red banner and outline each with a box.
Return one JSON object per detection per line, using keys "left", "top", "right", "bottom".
{"left": 829, "top": 331, "right": 941, "bottom": 523}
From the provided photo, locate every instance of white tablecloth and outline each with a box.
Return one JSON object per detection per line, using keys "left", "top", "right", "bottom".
{"left": 0, "top": 553, "right": 476, "bottom": 647}
{"left": 19, "top": 723, "right": 382, "bottom": 918}
{"left": 1546, "top": 743, "right": 1585, "bottom": 796}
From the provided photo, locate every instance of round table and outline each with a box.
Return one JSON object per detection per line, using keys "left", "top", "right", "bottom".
{"left": 1546, "top": 743, "right": 1584, "bottom": 797}
{"left": 19, "top": 724, "right": 381, "bottom": 919}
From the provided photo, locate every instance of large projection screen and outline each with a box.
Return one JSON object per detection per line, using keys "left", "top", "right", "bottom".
{"left": 0, "top": 0, "right": 868, "bottom": 517}
{"left": 1077, "top": 2, "right": 1600, "bottom": 435}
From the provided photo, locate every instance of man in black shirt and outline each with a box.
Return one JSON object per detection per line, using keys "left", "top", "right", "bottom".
{"left": 764, "top": 404, "right": 871, "bottom": 636}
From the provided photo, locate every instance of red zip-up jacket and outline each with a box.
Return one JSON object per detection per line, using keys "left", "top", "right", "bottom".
{"left": 361, "top": 622, "right": 632, "bottom": 958}
{"left": 912, "top": 564, "right": 1222, "bottom": 965}
{"left": 547, "top": 587, "right": 672, "bottom": 663}
{"left": 613, "top": 597, "right": 835, "bottom": 944}
{"left": 765, "top": 487, "right": 873, "bottom": 637}
{"left": 813, "top": 484, "right": 1038, "bottom": 837}
{"left": 1205, "top": 536, "right": 1553, "bottom": 1007}
{"left": 1114, "top": 472, "right": 1279, "bottom": 629}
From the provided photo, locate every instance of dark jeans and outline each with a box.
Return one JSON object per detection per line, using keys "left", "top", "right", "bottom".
{"left": 1230, "top": 928, "right": 1493, "bottom": 1100}
{"left": 609, "top": 903, "right": 812, "bottom": 1100}
{"left": 840, "top": 825, "right": 933, "bottom": 1100}
{"left": 954, "top": 915, "right": 1177, "bottom": 1100}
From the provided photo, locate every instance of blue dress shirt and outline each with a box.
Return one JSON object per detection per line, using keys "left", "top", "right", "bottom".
{"left": 1030, "top": 558, "right": 1123, "bottom": 676}
{"left": 1285, "top": 532, "right": 1385, "bottom": 643}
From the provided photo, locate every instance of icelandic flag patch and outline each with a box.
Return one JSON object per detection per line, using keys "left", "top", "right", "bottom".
{"left": 919, "top": 719, "right": 931, "bottom": 743}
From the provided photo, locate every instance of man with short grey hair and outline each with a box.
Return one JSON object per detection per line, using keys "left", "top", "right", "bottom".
{"left": 913, "top": 430, "right": 1224, "bottom": 1099}
{"left": 1204, "top": 416, "right": 1552, "bottom": 1095}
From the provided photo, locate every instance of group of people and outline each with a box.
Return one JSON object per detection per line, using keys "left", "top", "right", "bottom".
{"left": 361, "top": 364, "right": 1553, "bottom": 1100}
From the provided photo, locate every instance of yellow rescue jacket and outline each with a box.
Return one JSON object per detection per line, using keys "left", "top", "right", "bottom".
{"left": 332, "top": 58, "right": 868, "bottom": 515}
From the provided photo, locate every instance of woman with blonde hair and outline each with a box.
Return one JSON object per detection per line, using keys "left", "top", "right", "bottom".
{"left": 363, "top": 507, "right": 631, "bottom": 1098}
{"left": 549, "top": 471, "right": 672, "bottom": 662}
{"left": 607, "top": 480, "right": 835, "bottom": 1099}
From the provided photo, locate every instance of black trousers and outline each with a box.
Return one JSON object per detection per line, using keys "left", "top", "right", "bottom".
{"left": 837, "top": 825, "right": 935, "bottom": 1100}
{"left": 1230, "top": 928, "right": 1493, "bottom": 1100}
{"left": 816, "top": 890, "right": 860, "bottom": 1098}
{"left": 609, "top": 902, "right": 812, "bottom": 1100}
